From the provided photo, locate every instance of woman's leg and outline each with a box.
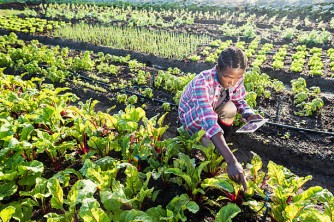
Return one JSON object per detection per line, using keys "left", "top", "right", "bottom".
{"left": 215, "top": 101, "right": 237, "bottom": 137}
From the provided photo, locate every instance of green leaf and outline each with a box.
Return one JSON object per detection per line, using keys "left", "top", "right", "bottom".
{"left": 11, "top": 198, "right": 35, "bottom": 222}
{"left": 19, "top": 123, "right": 34, "bottom": 141}
{"left": 52, "top": 168, "right": 83, "bottom": 187}
{"left": 44, "top": 212, "right": 65, "bottom": 222}
{"left": 18, "top": 160, "right": 44, "bottom": 186}
{"left": 201, "top": 178, "right": 233, "bottom": 193}
{"left": 125, "top": 164, "right": 142, "bottom": 197}
{"left": 47, "top": 178, "right": 64, "bottom": 210}
{"left": 20, "top": 177, "right": 50, "bottom": 200}
{"left": 292, "top": 186, "right": 324, "bottom": 203}
{"left": 0, "top": 182, "right": 18, "bottom": 201}
{"left": 146, "top": 206, "right": 167, "bottom": 221}
{"left": 0, "top": 206, "right": 16, "bottom": 222}
{"left": 100, "top": 188, "right": 124, "bottom": 221}
{"left": 267, "top": 161, "right": 285, "bottom": 186}
{"left": 297, "top": 208, "right": 330, "bottom": 222}
{"left": 215, "top": 203, "right": 241, "bottom": 222}
{"left": 119, "top": 209, "right": 152, "bottom": 222}
{"left": 186, "top": 201, "right": 200, "bottom": 213}
{"left": 78, "top": 198, "right": 110, "bottom": 222}
{"left": 67, "top": 179, "right": 97, "bottom": 208}
{"left": 166, "top": 194, "right": 199, "bottom": 221}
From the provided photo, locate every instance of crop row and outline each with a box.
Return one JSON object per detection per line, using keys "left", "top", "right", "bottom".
{"left": 0, "top": 33, "right": 326, "bottom": 119}
{"left": 24, "top": 2, "right": 334, "bottom": 33}
{"left": 18, "top": 3, "right": 333, "bottom": 47}
{"left": 0, "top": 70, "right": 333, "bottom": 222}
{"left": 1, "top": 10, "right": 333, "bottom": 78}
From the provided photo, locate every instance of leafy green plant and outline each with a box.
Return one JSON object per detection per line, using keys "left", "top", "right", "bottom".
{"left": 141, "top": 87, "right": 153, "bottom": 98}
{"left": 215, "top": 203, "right": 241, "bottom": 222}
{"left": 189, "top": 54, "right": 201, "bottom": 62}
{"left": 160, "top": 194, "right": 199, "bottom": 222}
{"left": 290, "top": 78, "right": 323, "bottom": 116}
{"left": 162, "top": 102, "right": 171, "bottom": 112}
{"left": 193, "top": 143, "right": 224, "bottom": 177}
{"left": 117, "top": 93, "right": 128, "bottom": 104}
{"left": 165, "top": 153, "right": 210, "bottom": 201}
{"left": 266, "top": 161, "right": 331, "bottom": 222}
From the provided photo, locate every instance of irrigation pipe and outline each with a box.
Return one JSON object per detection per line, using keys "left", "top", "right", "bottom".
{"left": 70, "top": 72, "right": 334, "bottom": 136}
{"left": 266, "top": 121, "right": 334, "bottom": 136}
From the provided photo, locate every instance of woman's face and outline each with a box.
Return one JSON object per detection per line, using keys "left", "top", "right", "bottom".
{"left": 217, "top": 67, "right": 244, "bottom": 89}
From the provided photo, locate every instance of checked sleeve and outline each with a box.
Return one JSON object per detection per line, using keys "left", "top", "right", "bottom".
{"left": 193, "top": 77, "right": 223, "bottom": 139}
{"left": 230, "top": 78, "right": 255, "bottom": 119}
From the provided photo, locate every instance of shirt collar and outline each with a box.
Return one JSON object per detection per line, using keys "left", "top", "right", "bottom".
{"left": 212, "top": 67, "right": 223, "bottom": 90}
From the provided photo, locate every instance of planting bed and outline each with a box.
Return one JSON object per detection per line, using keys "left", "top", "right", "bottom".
{"left": 67, "top": 69, "right": 334, "bottom": 192}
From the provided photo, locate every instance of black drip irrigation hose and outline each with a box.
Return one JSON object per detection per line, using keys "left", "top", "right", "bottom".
{"left": 70, "top": 71, "right": 334, "bottom": 136}
{"left": 258, "top": 109, "right": 334, "bottom": 136}
{"left": 266, "top": 121, "right": 334, "bottom": 136}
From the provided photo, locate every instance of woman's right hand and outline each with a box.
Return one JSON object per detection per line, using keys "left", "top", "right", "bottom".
{"left": 227, "top": 160, "right": 248, "bottom": 192}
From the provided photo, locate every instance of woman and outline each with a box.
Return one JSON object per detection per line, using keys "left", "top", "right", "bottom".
{"left": 178, "top": 46, "right": 263, "bottom": 191}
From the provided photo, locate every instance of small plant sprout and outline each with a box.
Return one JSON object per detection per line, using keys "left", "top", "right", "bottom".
{"left": 162, "top": 102, "right": 171, "bottom": 112}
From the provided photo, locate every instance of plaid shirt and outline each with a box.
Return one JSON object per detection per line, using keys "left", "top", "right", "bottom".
{"left": 178, "top": 67, "right": 254, "bottom": 139}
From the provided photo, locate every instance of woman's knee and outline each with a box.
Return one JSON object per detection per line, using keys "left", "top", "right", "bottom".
{"left": 221, "top": 101, "right": 237, "bottom": 118}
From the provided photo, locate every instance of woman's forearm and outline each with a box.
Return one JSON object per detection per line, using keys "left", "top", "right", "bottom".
{"left": 210, "top": 132, "right": 236, "bottom": 164}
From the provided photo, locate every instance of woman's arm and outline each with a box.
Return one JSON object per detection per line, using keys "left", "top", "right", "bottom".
{"left": 211, "top": 132, "right": 248, "bottom": 191}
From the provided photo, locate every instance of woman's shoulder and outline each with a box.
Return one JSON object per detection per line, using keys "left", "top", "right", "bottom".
{"left": 196, "top": 68, "right": 215, "bottom": 83}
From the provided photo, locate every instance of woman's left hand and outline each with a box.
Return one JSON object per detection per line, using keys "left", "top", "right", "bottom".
{"left": 246, "top": 114, "right": 263, "bottom": 122}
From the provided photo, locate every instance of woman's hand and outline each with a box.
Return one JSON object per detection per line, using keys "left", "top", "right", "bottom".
{"left": 227, "top": 159, "right": 248, "bottom": 192}
{"left": 246, "top": 113, "right": 263, "bottom": 122}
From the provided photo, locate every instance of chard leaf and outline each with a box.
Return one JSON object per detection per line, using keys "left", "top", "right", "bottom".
{"left": 18, "top": 160, "right": 44, "bottom": 186}
{"left": 47, "top": 178, "right": 64, "bottom": 210}
{"left": 100, "top": 188, "right": 123, "bottom": 221}
{"left": 95, "top": 156, "right": 117, "bottom": 170}
{"left": 0, "top": 171, "right": 17, "bottom": 181}
{"left": 166, "top": 194, "right": 199, "bottom": 221}
{"left": 125, "top": 164, "right": 142, "bottom": 197}
{"left": 67, "top": 179, "right": 97, "bottom": 207}
{"left": 157, "top": 112, "right": 168, "bottom": 127}
{"left": 186, "top": 201, "right": 200, "bottom": 213}
{"left": 19, "top": 123, "right": 34, "bottom": 141}
{"left": 164, "top": 168, "right": 192, "bottom": 188}
{"left": 194, "top": 130, "right": 206, "bottom": 142}
{"left": 160, "top": 209, "right": 174, "bottom": 220}
{"left": 78, "top": 198, "right": 110, "bottom": 222}
{"left": 79, "top": 159, "right": 95, "bottom": 176}
{"left": 119, "top": 209, "right": 151, "bottom": 222}
{"left": 268, "top": 161, "right": 285, "bottom": 186}
{"left": 292, "top": 186, "right": 324, "bottom": 203}
{"left": 123, "top": 106, "right": 145, "bottom": 122}
{"left": 20, "top": 177, "right": 50, "bottom": 199}
{"left": 0, "top": 182, "right": 18, "bottom": 201}
{"left": 0, "top": 206, "right": 16, "bottom": 222}
{"left": 298, "top": 207, "right": 331, "bottom": 222}
{"left": 197, "top": 160, "right": 210, "bottom": 179}
{"left": 0, "top": 122, "right": 13, "bottom": 139}
{"left": 247, "top": 152, "right": 263, "bottom": 182}
{"left": 11, "top": 198, "right": 35, "bottom": 222}
{"left": 215, "top": 203, "right": 241, "bottom": 222}
{"left": 289, "top": 175, "right": 312, "bottom": 192}
{"left": 283, "top": 203, "right": 304, "bottom": 220}
{"left": 201, "top": 178, "right": 233, "bottom": 193}
{"left": 44, "top": 212, "right": 64, "bottom": 222}
{"left": 52, "top": 168, "right": 83, "bottom": 187}
{"left": 146, "top": 206, "right": 167, "bottom": 221}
